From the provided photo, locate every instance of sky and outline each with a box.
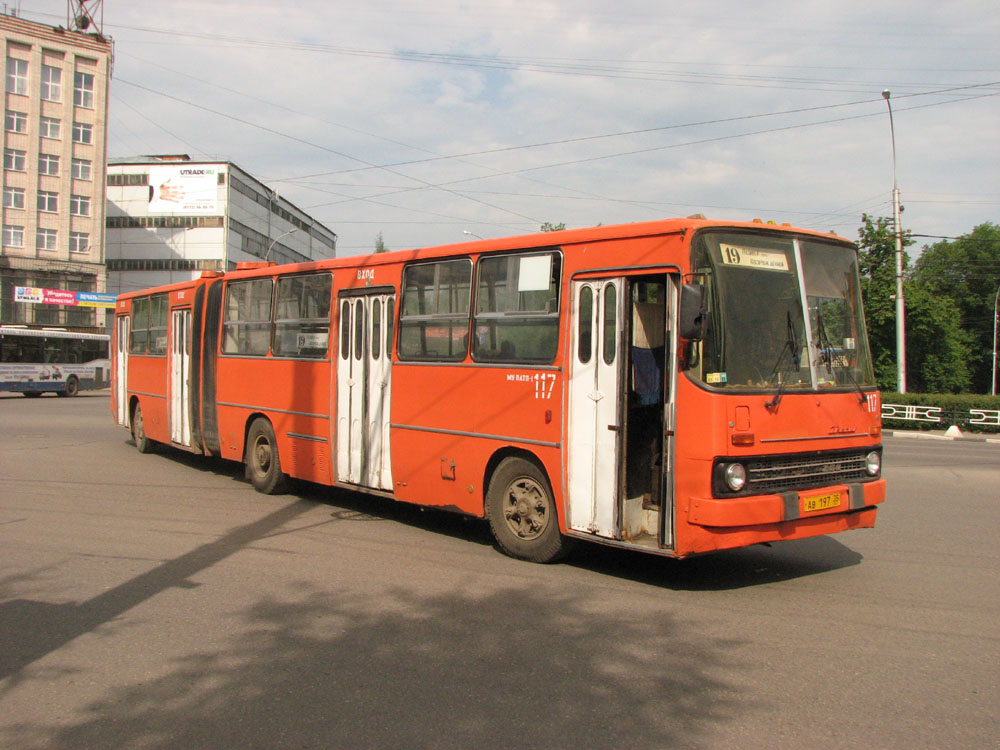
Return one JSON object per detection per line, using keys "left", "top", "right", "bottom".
{"left": 18, "top": 0, "right": 1000, "bottom": 257}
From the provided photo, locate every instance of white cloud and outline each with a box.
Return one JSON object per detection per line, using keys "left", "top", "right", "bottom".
{"left": 21, "top": 0, "right": 1000, "bottom": 254}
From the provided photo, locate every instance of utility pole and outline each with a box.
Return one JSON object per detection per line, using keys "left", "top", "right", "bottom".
{"left": 883, "top": 90, "right": 907, "bottom": 393}
{"left": 992, "top": 285, "right": 999, "bottom": 396}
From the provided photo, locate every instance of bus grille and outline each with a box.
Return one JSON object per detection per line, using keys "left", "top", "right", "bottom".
{"left": 745, "top": 449, "right": 871, "bottom": 494}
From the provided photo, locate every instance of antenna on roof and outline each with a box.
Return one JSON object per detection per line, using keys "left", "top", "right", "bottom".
{"left": 67, "top": 0, "right": 103, "bottom": 36}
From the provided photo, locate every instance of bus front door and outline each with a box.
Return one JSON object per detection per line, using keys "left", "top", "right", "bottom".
{"left": 336, "top": 292, "right": 395, "bottom": 491}
{"left": 567, "top": 278, "right": 624, "bottom": 538}
{"left": 115, "top": 315, "right": 130, "bottom": 427}
{"left": 568, "top": 275, "right": 674, "bottom": 549}
{"left": 169, "top": 308, "right": 192, "bottom": 447}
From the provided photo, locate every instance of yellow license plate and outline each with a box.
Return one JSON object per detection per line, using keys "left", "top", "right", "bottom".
{"left": 802, "top": 492, "right": 842, "bottom": 513}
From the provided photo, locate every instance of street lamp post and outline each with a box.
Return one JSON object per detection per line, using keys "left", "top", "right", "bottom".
{"left": 882, "top": 90, "right": 907, "bottom": 393}
{"left": 992, "top": 285, "right": 999, "bottom": 396}
{"left": 264, "top": 228, "right": 298, "bottom": 262}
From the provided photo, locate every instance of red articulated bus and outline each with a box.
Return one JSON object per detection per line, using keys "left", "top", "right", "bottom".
{"left": 111, "top": 217, "right": 885, "bottom": 562}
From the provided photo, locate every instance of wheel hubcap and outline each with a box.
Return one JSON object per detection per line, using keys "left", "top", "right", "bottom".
{"left": 503, "top": 477, "right": 548, "bottom": 540}
{"left": 254, "top": 439, "right": 272, "bottom": 473}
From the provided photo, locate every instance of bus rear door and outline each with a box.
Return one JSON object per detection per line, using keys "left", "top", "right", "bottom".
{"left": 170, "top": 307, "right": 192, "bottom": 447}
{"left": 115, "top": 315, "right": 129, "bottom": 427}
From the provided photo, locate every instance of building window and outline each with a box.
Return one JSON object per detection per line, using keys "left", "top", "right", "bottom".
{"left": 106, "top": 173, "right": 149, "bottom": 186}
{"left": 40, "top": 116, "right": 61, "bottom": 139}
{"left": 3, "top": 225, "right": 24, "bottom": 248}
{"left": 38, "top": 191, "right": 59, "bottom": 212}
{"left": 72, "top": 158, "right": 92, "bottom": 181}
{"left": 73, "top": 71, "right": 94, "bottom": 108}
{"left": 38, "top": 153, "right": 60, "bottom": 175}
{"left": 72, "top": 122, "right": 93, "bottom": 145}
{"left": 5, "top": 110, "right": 26, "bottom": 133}
{"left": 36, "top": 228, "right": 57, "bottom": 251}
{"left": 4, "top": 148, "right": 26, "bottom": 171}
{"left": 41, "top": 64, "right": 62, "bottom": 102}
{"left": 70, "top": 194, "right": 90, "bottom": 216}
{"left": 3, "top": 186, "right": 25, "bottom": 209}
{"left": 70, "top": 231, "right": 90, "bottom": 254}
{"left": 5, "top": 57, "right": 27, "bottom": 95}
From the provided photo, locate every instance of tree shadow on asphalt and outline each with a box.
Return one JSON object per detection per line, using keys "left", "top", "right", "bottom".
{"left": 1, "top": 583, "right": 749, "bottom": 750}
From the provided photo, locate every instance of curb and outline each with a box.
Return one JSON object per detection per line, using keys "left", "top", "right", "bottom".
{"left": 884, "top": 429, "right": 1000, "bottom": 444}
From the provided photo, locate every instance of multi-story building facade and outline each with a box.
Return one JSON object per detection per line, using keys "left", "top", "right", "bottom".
{"left": 106, "top": 156, "right": 337, "bottom": 297}
{"left": 1, "top": 12, "right": 111, "bottom": 332}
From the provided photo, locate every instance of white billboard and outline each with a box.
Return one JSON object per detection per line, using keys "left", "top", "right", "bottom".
{"left": 148, "top": 165, "right": 220, "bottom": 215}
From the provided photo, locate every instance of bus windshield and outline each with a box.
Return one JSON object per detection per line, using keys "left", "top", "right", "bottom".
{"left": 685, "top": 230, "right": 876, "bottom": 393}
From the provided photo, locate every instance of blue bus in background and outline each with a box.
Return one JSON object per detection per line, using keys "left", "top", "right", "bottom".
{"left": 0, "top": 326, "right": 110, "bottom": 397}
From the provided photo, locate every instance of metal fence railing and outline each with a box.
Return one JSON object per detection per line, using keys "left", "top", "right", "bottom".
{"left": 882, "top": 404, "right": 1000, "bottom": 429}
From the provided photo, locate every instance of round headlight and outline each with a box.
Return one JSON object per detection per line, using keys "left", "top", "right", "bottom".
{"left": 724, "top": 463, "right": 747, "bottom": 492}
{"left": 865, "top": 451, "right": 881, "bottom": 476}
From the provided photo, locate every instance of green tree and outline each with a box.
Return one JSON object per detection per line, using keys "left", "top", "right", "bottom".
{"left": 903, "top": 281, "right": 972, "bottom": 393}
{"left": 857, "top": 214, "right": 976, "bottom": 393}
{"left": 540, "top": 222, "right": 565, "bottom": 232}
{"left": 374, "top": 232, "right": 388, "bottom": 253}
{"left": 912, "top": 223, "right": 1000, "bottom": 393}
{"left": 857, "top": 214, "right": 909, "bottom": 390}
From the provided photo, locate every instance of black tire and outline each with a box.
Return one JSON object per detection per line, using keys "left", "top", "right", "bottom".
{"left": 131, "top": 402, "right": 155, "bottom": 454}
{"left": 245, "top": 418, "right": 288, "bottom": 494}
{"left": 59, "top": 376, "right": 79, "bottom": 397}
{"left": 486, "top": 457, "right": 567, "bottom": 563}
{"left": 22, "top": 391, "right": 42, "bottom": 398}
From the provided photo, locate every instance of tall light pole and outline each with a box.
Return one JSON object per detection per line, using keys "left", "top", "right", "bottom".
{"left": 882, "top": 90, "right": 907, "bottom": 393}
{"left": 264, "top": 228, "right": 298, "bottom": 262}
{"left": 992, "top": 285, "right": 999, "bottom": 396}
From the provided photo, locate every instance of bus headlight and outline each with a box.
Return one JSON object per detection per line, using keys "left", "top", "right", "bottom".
{"left": 865, "top": 451, "right": 881, "bottom": 476}
{"left": 724, "top": 463, "right": 747, "bottom": 492}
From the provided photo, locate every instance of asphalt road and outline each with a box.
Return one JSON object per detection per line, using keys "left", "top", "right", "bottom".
{"left": 1, "top": 393, "right": 998, "bottom": 749}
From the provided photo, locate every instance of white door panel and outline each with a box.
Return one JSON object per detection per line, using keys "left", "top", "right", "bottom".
{"left": 336, "top": 293, "right": 394, "bottom": 490}
{"left": 170, "top": 308, "right": 192, "bottom": 446}
{"left": 115, "top": 316, "right": 130, "bottom": 426}
{"left": 567, "top": 279, "right": 623, "bottom": 538}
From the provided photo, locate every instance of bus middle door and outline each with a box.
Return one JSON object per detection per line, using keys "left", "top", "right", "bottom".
{"left": 335, "top": 291, "right": 395, "bottom": 491}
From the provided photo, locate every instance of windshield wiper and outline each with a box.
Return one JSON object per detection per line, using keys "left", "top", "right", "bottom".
{"left": 815, "top": 306, "right": 867, "bottom": 405}
{"left": 765, "top": 310, "right": 801, "bottom": 409}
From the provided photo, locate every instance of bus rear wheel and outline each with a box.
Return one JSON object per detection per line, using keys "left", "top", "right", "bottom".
{"left": 245, "top": 418, "right": 288, "bottom": 495}
{"left": 486, "top": 457, "right": 567, "bottom": 563}
{"left": 131, "top": 403, "right": 156, "bottom": 453}
{"left": 58, "top": 376, "right": 79, "bottom": 397}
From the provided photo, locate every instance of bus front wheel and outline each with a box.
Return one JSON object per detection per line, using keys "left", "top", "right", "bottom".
{"left": 58, "top": 376, "right": 79, "bottom": 397}
{"left": 486, "top": 457, "right": 567, "bottom": 563}
{"left": 245, "top": 418, "right": 288, "bottom": 495}
{"left": 131, "top": 403, "right": 155, "bottom": 453}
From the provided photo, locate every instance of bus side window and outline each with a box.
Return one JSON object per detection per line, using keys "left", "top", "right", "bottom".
{"left": 472, "top": 250, "right": 561, "bottom": 364}
{"left": 273, "top": 273, "right": 332, "bottom": 358}
{"left": 398, "top": 259, "right": 472, "bottom": 361}
{"left": 222, "top": 279, "right": 273, "bottom": 356}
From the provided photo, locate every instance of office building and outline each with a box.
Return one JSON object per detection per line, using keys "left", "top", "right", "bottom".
{"left": 1, "top": 12, "right": 111, "bottom": 331}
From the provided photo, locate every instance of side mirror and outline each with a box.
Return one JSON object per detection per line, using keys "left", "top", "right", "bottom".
{"left": 679, "top": 283, "right": 707, "bottom": 340}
